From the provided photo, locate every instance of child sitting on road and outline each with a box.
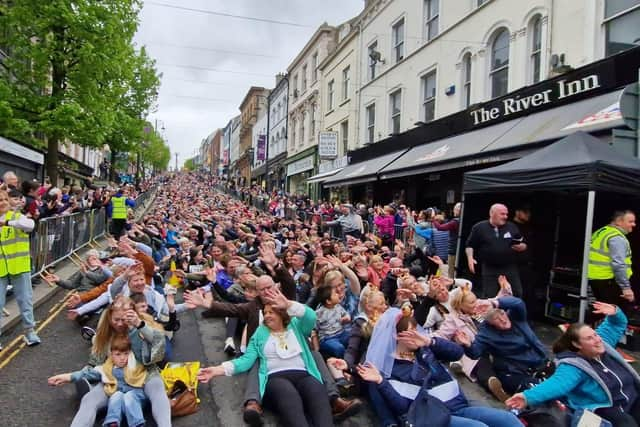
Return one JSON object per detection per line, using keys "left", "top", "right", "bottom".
{"left": 130, "top": 289, "right": 179, "bottom": 364}
{"left": 48, "top": 335, "right": 148, "bottom": 427}
{"left": 315, "top": 284, "right": 351, "bottom": 358}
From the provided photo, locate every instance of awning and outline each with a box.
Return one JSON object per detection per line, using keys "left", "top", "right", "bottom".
{"left": 324, "top": 150, "right": 408, "bottom": 187}
{"left": 379, "top": 90, "right": 625, "bottom": 180}
{"left": 306, "top": 168, "right": 344, "bottom": 184}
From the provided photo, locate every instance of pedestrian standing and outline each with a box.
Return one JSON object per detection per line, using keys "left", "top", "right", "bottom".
{"left": 109, "top": 187, "right": 135, "bottom": 238}
{"left": 0, "top": 189, "right": 40, "bottom": 348}
{"left": 588, "top": 210, "right": 636, "bottom": 314}
{"left": 465, "top": 203, "right": 526, "bottom": 298}
{"left": 433, "top": 202, "right": 461, "bottom": 279}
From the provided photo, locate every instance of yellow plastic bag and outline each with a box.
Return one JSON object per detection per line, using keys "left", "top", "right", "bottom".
{"left": 160, "top": 361, "right": 201, "bottom": 402}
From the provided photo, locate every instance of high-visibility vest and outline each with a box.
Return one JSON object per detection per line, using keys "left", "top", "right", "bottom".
{"left": 588, "top": 225, "right": 632, "bottom": 280}
{"left": 111, "top": 196, "right": 127, "bottom": 219}
{"left": 0, "top": 211, "right": 31, "bottom": 277}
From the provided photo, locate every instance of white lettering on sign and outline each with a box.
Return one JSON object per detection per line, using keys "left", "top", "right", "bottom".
{"left": 470, "top": 74, "right": 600, "bottom": 125}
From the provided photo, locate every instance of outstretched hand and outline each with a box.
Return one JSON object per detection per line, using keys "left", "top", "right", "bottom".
{"left": 592, "top": 301, "right": 617, "bottom": 316}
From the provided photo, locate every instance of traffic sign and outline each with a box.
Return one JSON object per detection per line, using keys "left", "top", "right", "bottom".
{"left": 620, "top": 82, "right": 639, "bottom": 130}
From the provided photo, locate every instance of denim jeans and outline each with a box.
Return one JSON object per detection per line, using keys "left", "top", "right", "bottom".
{"left": 0, "top": 272, "right": 35, "bottom": 334}
{"left": 450, "top": 406, "right": 522, "bottom": 427}
{"left": 319, "top": 329, "right": 350, "bottom": 358}
{"left": 103, "top": 389, "right": 148, "bottom": 427}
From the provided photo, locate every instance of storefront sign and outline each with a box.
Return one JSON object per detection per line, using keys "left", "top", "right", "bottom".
{"left": 257, "top": 135, "right": 266, "bottom": 161}
{"left": 318, "top": 132, "right": 339, "bottom": 158}
{"left": 415, "top": 144, "right": 450, "bottom": 163}
{"left": 287, "top": 155, "right": 314, "bottom": 176}
{"left": 470, "top": 75, "right": 601, "bottom": 126}
{"left": 0, "top": 136, "right": 44, "bottom": 165}
{"left": 318, "top": 155, "right": 348, "bottom": 174}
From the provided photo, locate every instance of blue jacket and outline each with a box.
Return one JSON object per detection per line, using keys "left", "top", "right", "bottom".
{"left": 465, "top": 297, "right": 548, "bottom": 373}
{"left": 524, "top": 308, "right": 639, "bottom": 411}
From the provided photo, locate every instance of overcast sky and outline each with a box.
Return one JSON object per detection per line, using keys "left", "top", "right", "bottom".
{"left": 135, "top": 0, "right": 365, "bottom": 168}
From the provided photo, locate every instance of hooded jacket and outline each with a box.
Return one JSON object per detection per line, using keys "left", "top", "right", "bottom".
{"left": 523, "top": 308, "right": 639, "bottom": 411}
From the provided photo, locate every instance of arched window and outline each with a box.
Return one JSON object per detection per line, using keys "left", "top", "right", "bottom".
{"left": 529, "top": 15, "right": 542, "bottom": 83}
{"left": 462, "top": 52, "right": 472, "bottom": 108}
{"left": 490, "top": 28, "right": 509, "bottom": 98}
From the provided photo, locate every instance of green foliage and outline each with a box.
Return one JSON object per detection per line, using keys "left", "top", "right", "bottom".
{"left": 184, "top": 157, "right": 196, "bottom": 171}
{"left": 0, "top": 0, "right": 160, "bottom": 182}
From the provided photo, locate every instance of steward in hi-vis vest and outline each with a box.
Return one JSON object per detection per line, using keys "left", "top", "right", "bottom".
{"left": 588, "top": 210, "right": 636, "bottom": 314}
{"left": 0, "top": 189, "right": 40, "bottom": 347}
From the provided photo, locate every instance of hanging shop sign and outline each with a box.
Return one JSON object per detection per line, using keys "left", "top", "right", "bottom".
{"left": 318, "top": 132, "right": 339, "bottom": 159}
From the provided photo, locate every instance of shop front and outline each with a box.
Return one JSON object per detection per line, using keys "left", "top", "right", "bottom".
{"left": 322, "top": 46, "right": 640, "bottom": 211}
{"left": 268, "top": 152, "right": 287, "bottom": 191}
{"left": 285, "top": 147, "right": 317, "bottom": 197}
{"left": 0, "top": 136, "right": 45, "bottom": 183}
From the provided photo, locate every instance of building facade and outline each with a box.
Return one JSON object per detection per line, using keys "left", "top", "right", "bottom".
{"left": 267, "top": 74, "right": 289, "bottom": 191}
{"left": 251, "top": 104, "right": 269, "bottom": 187}
{"left": 285, "top": 23, "right": 338, "bottom": 196}
{"left": 229, "top": 115, "right": 241, "bottom": 185}
{"left": 238, "top": 87, "right": 270, "bottom": 186}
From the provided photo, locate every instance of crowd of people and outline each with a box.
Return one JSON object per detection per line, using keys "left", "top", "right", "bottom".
{"left": 2, "top": 169, "right": 639, "bottom": 427}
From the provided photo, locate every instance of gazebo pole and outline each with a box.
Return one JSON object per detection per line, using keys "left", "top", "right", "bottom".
{"left": 579, "top": 191, "right": 596, "bottom": 323}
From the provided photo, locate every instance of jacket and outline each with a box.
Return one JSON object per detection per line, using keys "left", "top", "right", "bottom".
{"left": 523, "top": 308, "right": 639, "bottom": 411}
{"left": 228, "top": 303, "right": 321, "bottom": 398}
{"left": 374, "top": 215, "right": 395, "bottom": 238}
{"left": 465, "top": 297, "right": 548, "bottom": 373}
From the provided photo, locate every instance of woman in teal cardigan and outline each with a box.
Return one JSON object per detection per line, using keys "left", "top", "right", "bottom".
{"left": 507, "top": 302, "right": 640, "bottom": 426}
{"left": 197, "top": 287, "right": 333, "bottom": 427}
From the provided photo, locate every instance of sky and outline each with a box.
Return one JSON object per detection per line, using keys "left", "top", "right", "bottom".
{"left": 135, "top": 0, "right": 366, "bottom": 168}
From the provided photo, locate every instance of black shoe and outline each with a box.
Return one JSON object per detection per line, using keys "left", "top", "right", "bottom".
{"left": 75, "top": 378, "right": 91, "bottom": 399}
{"left": 243, "top": 401, "right": 263, "bottom": 427}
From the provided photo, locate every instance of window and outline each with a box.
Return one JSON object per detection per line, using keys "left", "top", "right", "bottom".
{"left": 392, "top": 19, "right": 405, "bottom": 62}
{"left": 604, "top": 0, "right": 640, "bottom": 56}
{"left": 477, "top": 0, "right": 488, "bottom": 6}
{"left": 389, "top": 89, "right": 402, "bottom": 134}
{"left": 530, "top": 16, "right": 542, "bottom": 83}
{"left": 327, "top": 80, "right": 335, "bottom": 110}
{"left": 490, "top": 28, "right": 510, "bottom": 98}
{"left": 424, "top": 0, "right": 439, "bottom": 41}
{"left": 290, "top": 119, "right": 296, "bottom": 149}
{"left": 310, "top": 105, "right": 316, "bottom": 139}
{"left": 301, "top": 65, "right": 307, "bottom": 91}
{"left": 421, "top": 70, "right": 437, "bottom": 122}
{"left": 293, "top": 74, "right": 299, "bottom": 98}
{"left": 300, "top": 113, "right": 306, "bottom": 147}
{"left": 311, "top": 52, "right": 318, "bottom": 82}
{"left": 462, "top": 53, "right": 472, "bottom": 108}
{"left": 366, "top": 104, "right": 376, "bottom": 144}
{"left": 368, "top": 41, "right": 378, "bottom": 80}
{"left": 342, "top": 66, "right": 350, "bottom": 100}
{"left": 340, "top": 121, "right": 349, "bottom": 155}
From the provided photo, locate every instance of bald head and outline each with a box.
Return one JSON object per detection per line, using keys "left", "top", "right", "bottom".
{"left": 489, "top": 204, "right": 508, "bottom": 226}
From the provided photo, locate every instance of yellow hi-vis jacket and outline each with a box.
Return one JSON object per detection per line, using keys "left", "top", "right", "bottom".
{"left": 111, "top": 196, "right": 127, "bottom": 219}
{"left": 588, "top": 225, "right": 632, "bottom": 281}
{"left": 0, "top": 211, "right": 31, "bottom": 277}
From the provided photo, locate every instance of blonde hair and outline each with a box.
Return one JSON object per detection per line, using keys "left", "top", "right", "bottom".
{"left": 93, "top": 295, "right": 134, "bottom": 358}
{"left": 323, "top": 270, "right": 345, "bottom": 287}
{"left": 450, "top": 288, "right": 475, "bottom": 312}
{"left": 361, "top": 289, "right": 385, "bottom": 338}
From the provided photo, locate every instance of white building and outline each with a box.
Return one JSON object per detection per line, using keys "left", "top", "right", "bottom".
{"left": 251, "top": 102, "right": 269, "bottom": 186}
{"left": 353, "top": 0, "right": 639, "bottom": 147}
{"left": 312, "top": 18, "right": 362, "bottom": 193}
{"left": 285, "top": 23, "right": 338, "bottom": 195}
{"left": 229, "top": 115, "right": 241, "bottom": 184}
{"left": 267, "top": 73, "right": 289, "bottom": 191}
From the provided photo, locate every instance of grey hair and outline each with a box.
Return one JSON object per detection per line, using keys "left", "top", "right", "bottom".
{"left": 85, "top": 249, "right": 100, "bottom": 259}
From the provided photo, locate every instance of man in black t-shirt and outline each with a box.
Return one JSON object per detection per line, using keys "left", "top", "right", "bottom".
{"left": 465, "top": 203, "right": 527, "bottom": 298}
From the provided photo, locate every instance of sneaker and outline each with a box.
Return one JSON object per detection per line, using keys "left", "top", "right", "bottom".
{"left": 75, "top": 377, "right": 91, "bottom": 399}
{"left": 24, "top": 330, "right": 41, "bottom": 347}
{"left": 224, "top": 337, "right": 236, "bottom": 356}
{"left": 487, "top": 376, "right": 510, "bottom": 402}
{"left": 81, "top": 326, "right": 96, "bottom": 342}
{"left": 449, "top": 361, "right": 464, "bottom": 374}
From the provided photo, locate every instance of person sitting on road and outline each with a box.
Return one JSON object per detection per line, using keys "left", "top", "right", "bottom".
{"left": 197, "top": 288, "right": 334, "bottom": 427}
{"left": 48, "top": 334, "right": 150, "bottom": 427}
{"left": 45, "top": 250, "right": 111, "bottom": 293}
{"left": 507, "top": 302, "right": 640, "bottom": 427}
{"left": 68, "top": 294, "right": 170, "bottom": 427}
{"left": 455, "top": 296, "right": 554, "bottom": 396}
{"left": 316, "top": 284, "right": 352, "bottom": 358}
{"left": 359, "top": 306, "right": 523, "bottom": 427}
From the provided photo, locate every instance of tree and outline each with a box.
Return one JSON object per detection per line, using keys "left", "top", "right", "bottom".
{"left": 184, "top": 158, "right": 196, "bottom": 171}
{"left": 0, "top": 0, "right": 158, "bottom": 183}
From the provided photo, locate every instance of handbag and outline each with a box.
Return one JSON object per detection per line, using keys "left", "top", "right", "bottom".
{"left": 518, "top": 400, "right": 568, "bottom": 427}
{"left": 402, "top": 388, "right": 451, "bottom": 427}
{"left": 168, "top": 380, "right": 198, "bottom": 417}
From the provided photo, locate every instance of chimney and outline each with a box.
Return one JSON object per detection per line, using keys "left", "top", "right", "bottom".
{"left": 275, "top": 73, "right": 285, "bottom": 86}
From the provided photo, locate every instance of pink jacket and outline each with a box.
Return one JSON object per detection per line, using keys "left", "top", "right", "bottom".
{"left": 435, "top": 311, "right": 480, "bottom": 379}
{"left": 374, "top": 215, "right": 395, "bottom": 237}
